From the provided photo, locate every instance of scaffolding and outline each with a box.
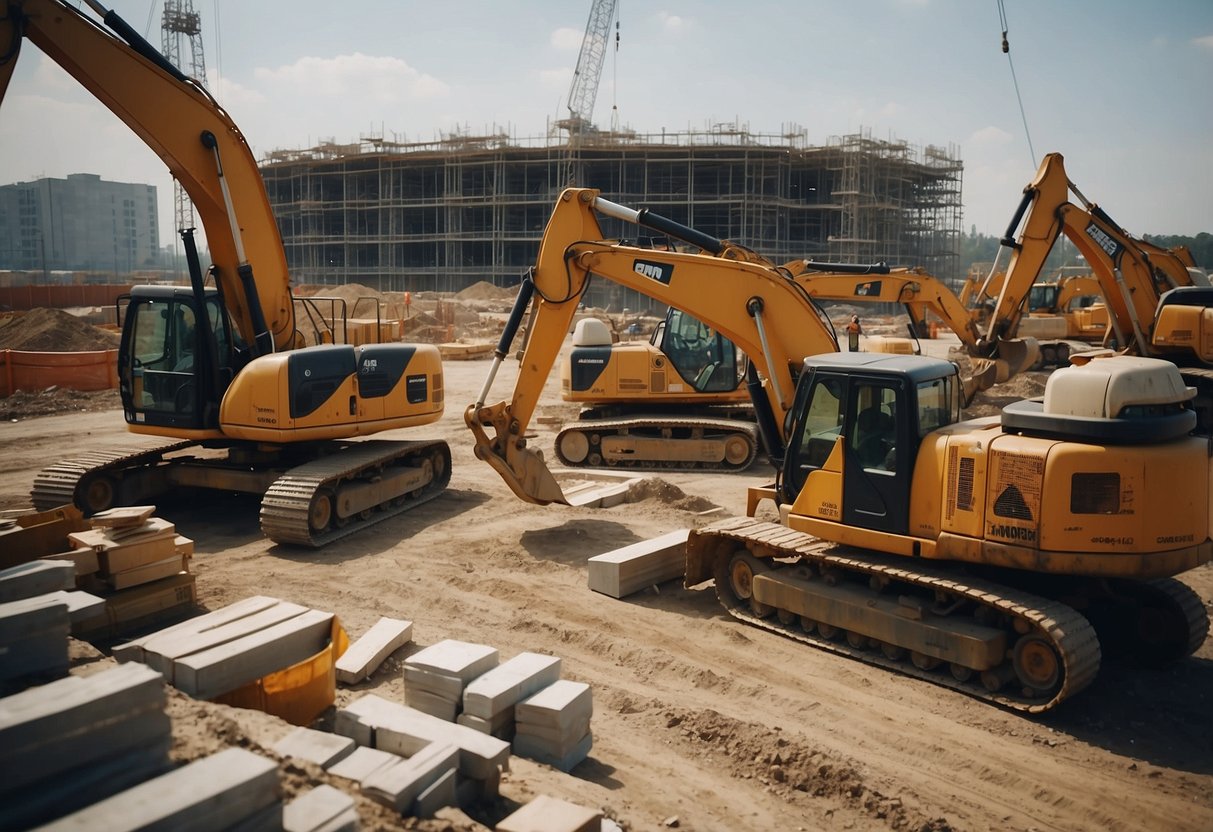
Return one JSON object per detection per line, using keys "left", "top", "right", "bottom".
{"left": 259, "top": 127, "right": 963, "bottom": 305}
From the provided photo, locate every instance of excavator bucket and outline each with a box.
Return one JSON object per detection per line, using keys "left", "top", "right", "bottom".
{"left": 965, "top": 359, "right": 999, "bottom": 403}
{"left": 992, "top": 337, "right": 1040, "bottom": 382}
{"left": 465, "top": 405, "right": 567, "bottom": 506}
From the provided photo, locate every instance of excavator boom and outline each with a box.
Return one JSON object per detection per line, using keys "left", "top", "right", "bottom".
{"left": 467, "top": 188, "right": 838, "bottom": 504}
{"left": 2, "top": 0, "right": 293, "bottom": 353}
{"left": 11, "top": 0, "right": 450, "bottom": 547}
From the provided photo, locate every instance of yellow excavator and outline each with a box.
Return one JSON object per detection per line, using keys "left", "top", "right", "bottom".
{"left": 557, "top": 305, "right": 761, "bottom": 471}
{"left": 554, "top": 262, "right": 1036, "bottom": 473}
{"left": 981, "top": 151, "right": 1213, "bottom": 429}
{"left": 468, "top": 187, "right": 1210, "bottom": 713}
{"left": 5, "top": 0, "right": 450, "bottom": 546}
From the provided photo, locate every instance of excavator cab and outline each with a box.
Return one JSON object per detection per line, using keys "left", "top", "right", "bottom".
{"left": 780, "top": 353, "right": 962, "bottom": 535}
{"left": 118, "top": 286, "right": 241, "bottom": 433}
{"left": 657, "top": 308, "right": 745, "bottom": 393}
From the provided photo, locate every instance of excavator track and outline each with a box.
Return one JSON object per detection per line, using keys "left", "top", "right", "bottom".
{"left": 260, "top": 439, "right": 451, "bottom": 548}
{"left": 31, "top": 441, "right": 198, "bottom": 513}
{"left": 1134, "top": 577, "right": 1209, "bottom": 661}
{"left": 554, "top": 415, "right": 759, "bottom": 472}
{"left": 689, "top": 517, "right": 1103, "bottom": 714}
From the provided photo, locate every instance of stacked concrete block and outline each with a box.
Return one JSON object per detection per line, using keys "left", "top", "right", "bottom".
{"left": 458, "top": 651, "right": 561, "bottom": 739}
{"left": 283, "top": 784, "right": 358, "bottom": 832}
{"left": 514, "top": 680, "right": 593, "bottom": 772}
{"left": 0, "top": 558, "right": 97, "bottom": 686}
{"left": 273, "top": 725, "right": 357, "bottom": 769}
{"left": 587, "top": 529, "right": 690, "bottom": 598}
{"left": 361, "top": 741, "right": 459, "bottom": 816}
{"left": 113, "top": 595, "right": 334, "bottom": 700}
{"left": 336, "top": 616, "right": 413, "bottom": 685}
{"left": 402, "top": 639, "right": 498, "bottom": 720}
{"left": 69, "top": 514, "right": 190, "bottom": 592}
{"left": 0, "top": 558, "right": 76, "bottom": 601}
{"left": 0, "top": 594, "right": 71, "bottom": 684}
{"left": 496, "top": 794, "right": 603, "bottom": 832}
{"left": 34, "top": 746, "right": 281, "bottom": 831}
{"left": 0, "top": 663, "right": 172, "bottom": 829}
{"left": 335, "top": 693, "right": 509, "bottom": 814}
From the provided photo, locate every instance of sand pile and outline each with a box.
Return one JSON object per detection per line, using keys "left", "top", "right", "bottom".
{"left": 456, "top": 281, "right": 515, "bottom": 301}
{"left": 0, "top": 308, "right": 120, "bottom": 351}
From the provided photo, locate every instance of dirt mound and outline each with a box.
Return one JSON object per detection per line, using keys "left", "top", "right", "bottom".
{"left": 626, "top": 477, "right": 719, "bottom": 513}
{"left": 0, "top": 387, "right": 120, "bottom": 419}
{"left": 660, "top": 707, "right": 954, "bottom": 831}
{"left": 0, "top": 308, "right": 120, "bottom": 351}
{"left": 456, "top": 281, "right": 514, "bottom": 301}
{"left": 965, "top": 370, "right": 1050, "bottom": 418}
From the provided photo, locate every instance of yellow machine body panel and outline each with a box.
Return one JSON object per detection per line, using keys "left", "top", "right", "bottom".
{"left": 560, "top": 339, "right": 747, "bottom": 407}
{"left": 787, "top": 419, "right": 1211, "bottom": 579}
{"left": 1153, "top": 304, "right": 1213, "bottom": 363}
{"left": 220, "top": 344, "right": 444, "bottom": 443}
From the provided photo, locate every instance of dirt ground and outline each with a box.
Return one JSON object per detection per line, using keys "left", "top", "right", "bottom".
{"left": 2, "top": 335, "right": 1212, "bottom": 832}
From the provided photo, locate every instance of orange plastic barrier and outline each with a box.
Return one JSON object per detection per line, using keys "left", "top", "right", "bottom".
{"left": 0, "top": 349, "right": 119, "bottom": 396}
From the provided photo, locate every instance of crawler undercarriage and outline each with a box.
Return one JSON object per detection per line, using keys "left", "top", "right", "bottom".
{"left": 32, "top": 438, "right": 451, "bottom": 548}
{"left": 555, "top": 405, "right": 759, "bottom": 472}
{"left": 687, "top": 517, "right": 1208, "bottom": 713}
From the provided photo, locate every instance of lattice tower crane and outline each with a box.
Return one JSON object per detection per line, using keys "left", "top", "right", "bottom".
{"left": 160, "top": 0, "right": 207, "bottom": 235}
{"left": 557, "top": 0, "right": 618, "bottom": 184}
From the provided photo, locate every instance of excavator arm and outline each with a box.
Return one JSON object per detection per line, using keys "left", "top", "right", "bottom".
{"left": 0, "top": 0, "right": 294, "bottom": 354}
{"left": 466, "top": 188, "right": 838, "bottom": 504}
{"left": 982, "top": 152, "right": 1197, "bottom": 360}
{"left": 782, "top": 264, "right": 1037, "bottom": 401}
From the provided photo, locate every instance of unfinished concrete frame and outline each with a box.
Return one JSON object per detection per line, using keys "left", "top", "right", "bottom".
{"left": 260, "top": 127, "right": 962, "bottom": 308}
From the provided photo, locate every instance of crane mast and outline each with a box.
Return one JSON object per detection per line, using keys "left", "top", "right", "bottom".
{"left": 564, "top": 0, "right": 617, "bottom": 134}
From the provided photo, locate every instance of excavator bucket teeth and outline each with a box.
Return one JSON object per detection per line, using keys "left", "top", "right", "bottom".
{"left": 993, "top": 337, "right": 1040, "bottom": 381}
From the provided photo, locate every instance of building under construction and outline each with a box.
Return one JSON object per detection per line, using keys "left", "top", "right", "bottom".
{"left": 260, "top": 127, "right": 963, "bottom": 304}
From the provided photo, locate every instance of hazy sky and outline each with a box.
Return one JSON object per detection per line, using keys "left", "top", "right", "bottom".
{"left": 2, "top": 0, "right": 1211, "bottom": 254}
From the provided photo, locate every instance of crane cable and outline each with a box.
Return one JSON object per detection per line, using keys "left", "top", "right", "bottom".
{"left": 997, "top": 0, "right": 1036, "bottom": 166}
{"left": 609, "top": 2, "right": 620, "bottom": 132}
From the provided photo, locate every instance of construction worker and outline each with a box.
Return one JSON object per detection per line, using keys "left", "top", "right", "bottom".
{"left": 845, "top": 314, "right": 863, "bottom": 351}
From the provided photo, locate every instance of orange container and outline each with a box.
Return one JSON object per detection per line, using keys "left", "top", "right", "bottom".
{"left": 214, "top": 618, "right": 350, "bottom": 726}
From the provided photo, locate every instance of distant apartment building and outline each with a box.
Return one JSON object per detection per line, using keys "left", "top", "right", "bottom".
{"left": 0, "top": 173, "right": 159, "bottom": 273}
